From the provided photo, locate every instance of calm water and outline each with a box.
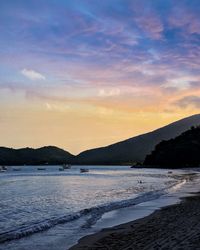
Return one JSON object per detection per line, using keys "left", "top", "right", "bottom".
{"left": 0, "top": 165, "right": 199, "bottom": 250}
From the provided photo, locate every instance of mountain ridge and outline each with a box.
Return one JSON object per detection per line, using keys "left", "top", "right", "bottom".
{"left": 1, "top": 114, "right": 200, "bottom": 165}
{"left": 74, "top": 114, "right": 200, "bottom": 164}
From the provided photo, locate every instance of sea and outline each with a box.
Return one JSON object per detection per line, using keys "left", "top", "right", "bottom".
{"left": 0, "top": 165, "right": 200, "bottom": 250}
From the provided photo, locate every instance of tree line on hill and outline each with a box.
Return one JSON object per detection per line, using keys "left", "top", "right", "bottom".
{"left": 144, "top": 126, "right": 200, "bottom": 167}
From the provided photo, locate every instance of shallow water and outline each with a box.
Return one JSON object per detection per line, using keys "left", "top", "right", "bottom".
{"left": 0, "top": 165, "right": 199, "bottom": 250}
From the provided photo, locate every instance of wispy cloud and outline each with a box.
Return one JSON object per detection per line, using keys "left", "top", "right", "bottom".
{"left": 21, "top": 69, "right": 46, "bottom": 81}
{"left": 45, "top": 102, "right": 70, "bottom": 112}
{"left": 174, "top": 95, "right": 200, "bottom": 109}
{"left": 169, "top": 5, "right": 200, "bottom": 35}
{"left": 135, "top": 13, "right": 163, "bottom": 40}
{"left": 98, "top": 88, "right": 121, "bottom": 97}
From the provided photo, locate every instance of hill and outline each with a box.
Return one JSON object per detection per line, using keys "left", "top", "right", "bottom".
{"left": 0, "top": 146, "right": 74, "bottom": 165}
{"left": 74, "top": 114, "right": 200, "bottom": 165}
{"left": 144, "top": 126, "right": 200, "bottom": 167}
{"left": 1, "top": 114, "right": 200, "bottom": 166}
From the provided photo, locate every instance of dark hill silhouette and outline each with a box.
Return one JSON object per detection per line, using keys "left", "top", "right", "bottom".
{"left": 74, "top": 114, "right": 200, "bottom": 165}
{"left": 144, "top": 126, "right": 200, "bottom": 167}
{"left": 0, "top": 146, "right": 74, "bottom": 165}
{"left": 1, "top": 114, "right": 200, "bottom": 166}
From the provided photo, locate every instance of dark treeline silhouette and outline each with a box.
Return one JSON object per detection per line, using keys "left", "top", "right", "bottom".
{"left": 0, "top": 146, "right": 74, "bottom": 165}
{"left": 144, "top": 126, "right": 200, "bottom": 167}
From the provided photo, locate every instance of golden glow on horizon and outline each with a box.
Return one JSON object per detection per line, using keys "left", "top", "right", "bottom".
{"left": 0, "top": 94, "right": 198, "bottom": 154}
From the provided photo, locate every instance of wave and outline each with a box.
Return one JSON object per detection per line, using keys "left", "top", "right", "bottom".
{"left": 0, "top": 178, "right": 187, "bottom": 244}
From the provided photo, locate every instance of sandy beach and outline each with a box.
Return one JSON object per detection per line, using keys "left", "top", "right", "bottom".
{"left": 70, "top": 194, "right": 200, "bottom": 250}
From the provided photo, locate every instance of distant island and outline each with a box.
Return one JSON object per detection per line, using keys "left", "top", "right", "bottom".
{"left": 0, "top": 114, "right": 200, "bottom": 166}
{"left": 144, "top": 126, "right": 200, "bottom": 168}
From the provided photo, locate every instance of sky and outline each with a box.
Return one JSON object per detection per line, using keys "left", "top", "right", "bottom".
{"left": 0, "top": 0, "right": 200, "bottom": 154}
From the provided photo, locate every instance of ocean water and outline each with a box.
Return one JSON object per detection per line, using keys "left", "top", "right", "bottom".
{"left": 0, "top": 165, "right": 200, "bottom": 250}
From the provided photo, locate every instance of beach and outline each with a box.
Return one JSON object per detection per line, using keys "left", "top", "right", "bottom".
{"left": 70, "top": 193, "right": 200, "bottom": 250}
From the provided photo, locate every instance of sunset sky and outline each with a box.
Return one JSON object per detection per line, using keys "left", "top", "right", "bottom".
{"left": 0, "top": 0, "right": 200, "bottom": 154}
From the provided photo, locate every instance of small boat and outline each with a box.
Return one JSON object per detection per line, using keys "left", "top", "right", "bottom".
{"left": 168, "top": 171, "right": 173, "bottom": 174}
{"left": 59, "top": 167, "right": 64, "bottom": 171}
{"left": 63, "top": 164, "right": 71, "bottom": 169}
{"left": 37, "top": 167, "right": 46, "bottom": 171}
{"left": 0, "top": 166, "right": 7, "bottom": 172}
{"left": 131, "top": 162, "right": 142, "bottom": 168}
{"left": 80, "top": 168, "right": 89, "bottom": 173}
{"left": 13, "top": 168, "right": 21, "bottom": 171}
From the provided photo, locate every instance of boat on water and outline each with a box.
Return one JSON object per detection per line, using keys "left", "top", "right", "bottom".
{"left": 59, "top": 167, "right": 64, "bottom": 171}
{"left": 130, "top": 163, "right": 142, "bottom": 168}
{"left": 37, "top": 167, "right": 46, "bottom": 171}
{"left": 62, "top": 164, "right": 71, "bottom": 169}
{"left": 80, "top": 168, "right": 89, "bottom": 173}
{"left": 0, "top": 166, "right": 7, "bottom": 172}
{"left": 13, "top": 168, "right": 21, "bottom": 171}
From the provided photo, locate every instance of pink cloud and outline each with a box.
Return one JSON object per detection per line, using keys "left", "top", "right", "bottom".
{"left": 130, "top": 0, "right": 163, "bottom": 40}
{"left": 135, "top": 13, "right": 163, "bottom": 40}
{"left": 169, "top": 7, "right": 200, "bottom": 35}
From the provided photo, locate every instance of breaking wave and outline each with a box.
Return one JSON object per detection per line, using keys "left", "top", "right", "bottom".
{"left": 0, "top": 178, "right": 187, "bottom": 244}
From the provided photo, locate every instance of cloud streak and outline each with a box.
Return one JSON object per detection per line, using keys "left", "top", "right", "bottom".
{"left": 175, "top": 96, "right": 200, "bottom": 109}
{"left": 21, "top": 69, "right": 46, "bottom": 81}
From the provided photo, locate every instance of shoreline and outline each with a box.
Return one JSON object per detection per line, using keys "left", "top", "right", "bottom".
{"left": 70, "top": 193, "right": 200, "bottom": 250}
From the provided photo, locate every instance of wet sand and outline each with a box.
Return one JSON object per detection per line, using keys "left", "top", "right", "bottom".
{"left": 70, "top": 194, "right": 200, "bottom": 250}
